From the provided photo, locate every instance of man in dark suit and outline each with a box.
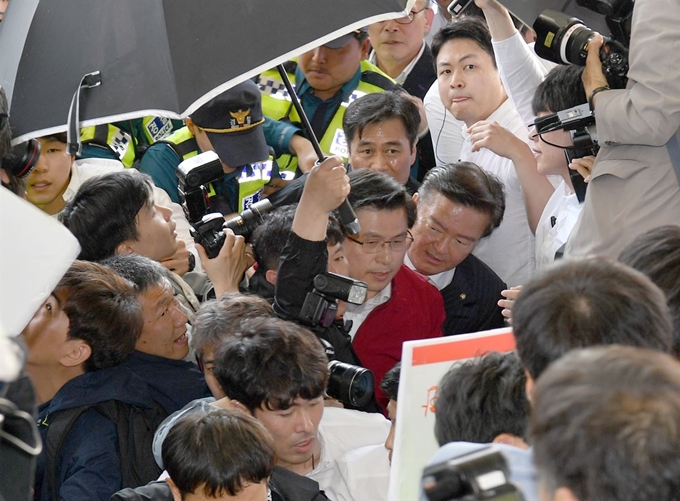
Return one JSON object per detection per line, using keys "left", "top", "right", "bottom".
{"left": 367, "top": 0, "right": 437, "bottom": 180}
{"left": 405, "top": 162, "right": 507, "bottom": 335}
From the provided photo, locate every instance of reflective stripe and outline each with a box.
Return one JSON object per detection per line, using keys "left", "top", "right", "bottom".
{"left": 80, "top": 124, "right": 136, "bottom": 168}
{"left": 257, "top": 60, "right": 396, "bottom": 171}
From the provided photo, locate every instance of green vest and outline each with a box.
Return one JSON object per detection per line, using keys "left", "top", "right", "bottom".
{"left": 162, "top": 127, "right": 271, "bottom": 213}
{"left": 80, "top": 117, "right": 180, "bottom": 167}
{"left": 257, "top": 60, "right": 397, "bottom": 172}
{"left": 80, "top": 123, "right": 137, "bottom": 168}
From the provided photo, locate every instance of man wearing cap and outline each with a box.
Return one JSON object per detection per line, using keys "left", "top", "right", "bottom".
{"left": 139, "top": 81, "right": 316, "bottom": 216}
{"left": 256, "top": 28, "right": 400, "bottom": 174}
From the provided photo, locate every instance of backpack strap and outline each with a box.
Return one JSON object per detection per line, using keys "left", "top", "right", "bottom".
{"left": 42, "top": 406, "right": 92, "bottom": 500}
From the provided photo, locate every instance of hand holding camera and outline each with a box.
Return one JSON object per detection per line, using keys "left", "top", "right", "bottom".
{"left": 195, "top": 227, "right": 254, "bottom": 298}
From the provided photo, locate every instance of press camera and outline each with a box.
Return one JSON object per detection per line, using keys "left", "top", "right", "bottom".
{"left": 179, "top": 151, "right": 274, "bottom": 258}
{"left": 533, "top": 0, "right": 633, "bottom": 89}
{"left": 422, "top": 448, "right": 525, "bottom": 501}
{"left": 532, "top": 103, "right": 598, "bottom": 202}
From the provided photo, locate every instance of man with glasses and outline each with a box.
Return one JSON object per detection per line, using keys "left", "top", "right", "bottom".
{"left": 406, "top": 162, "right": 507, "bottom": 335}
{"left": 342, "top": 168, "right": 445, "bottom": 411}
{"left": 368, "top": 0, "right": 437, "bottom": 179}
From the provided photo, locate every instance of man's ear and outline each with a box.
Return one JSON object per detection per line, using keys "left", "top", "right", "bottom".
{"left": 553, "top": 487, "right": 580, "bottom": 501}
{"left": 165, "top": 478, "right": 183, "bottom": 501}
{"left": 185, "top": 117, "right": 197, "bottom": 136}
{"left": 229, "top": 399, "right": 251, "bottom": 415}
{"left": 116, "top": 241, "right": 135, "bottom": 255}
{"left": 412, "top": 192, "right": 419, "bottom": 206}
{"left": 59, "top": 340, "right": 92, "bottom": 368}
{"left": 360, "top": 38, "right": 371, "bottom": 59}
{"left": 265, "top": 269, "right": 278, "bottom": 287}
{"left": 525, "top": 370, "right": 535, "bottom": 404}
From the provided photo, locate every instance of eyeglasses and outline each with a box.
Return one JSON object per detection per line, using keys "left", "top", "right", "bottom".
{"left": 394, "top": 7, "right": 428, "bottom": 24}
{"left": 345, "top": 231, "right": 414, "bottom": 253}
{"left": 0, "top": 113, "right": 9, "bottom": 130}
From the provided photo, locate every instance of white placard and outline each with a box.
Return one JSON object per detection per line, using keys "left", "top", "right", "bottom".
{"left": 388, "top": 327, "right": 516, "bottom": 501}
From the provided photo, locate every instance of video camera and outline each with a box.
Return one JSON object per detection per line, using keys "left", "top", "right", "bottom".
{"left": 179, "top": 151, "right": 273, "bottom": 258}
{"left": 422, "top": 448, "right": 525, "bottom": 501}
{"left": 533, "top": 0, "right": 633, "bottom": 89}
{"left": 532, "top": 103, "right": 598, "bottom": 202}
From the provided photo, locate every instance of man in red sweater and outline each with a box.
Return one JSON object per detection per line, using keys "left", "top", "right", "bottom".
{"left": 342, "top": 169, "right": 444, "bottom": 411}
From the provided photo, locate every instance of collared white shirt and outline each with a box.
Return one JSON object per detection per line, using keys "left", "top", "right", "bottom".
{"left": 535, "top": 179, "right": 582, "bottom": 268}
{"left": 404, "top": 252, "right": 456, "bottom": 290}
{"left": 344, "top": 283, "right": 392, "bottom": 340}
{"left": 369, "top": 41, "right": 427, "bottom": 86}
{"left": 459, "top": 99, "right": 536, "bottom": 287}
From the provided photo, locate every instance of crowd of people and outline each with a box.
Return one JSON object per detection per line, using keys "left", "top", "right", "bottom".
{"left": 2, "top": 0, "right": 680, "bottom": 500}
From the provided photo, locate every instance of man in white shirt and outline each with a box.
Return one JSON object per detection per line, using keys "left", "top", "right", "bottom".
{"left": 431, "top": 17, "right": 535, "bottom": 287}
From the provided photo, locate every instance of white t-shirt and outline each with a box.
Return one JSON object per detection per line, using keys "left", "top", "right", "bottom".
{"left": 535, "top": 179, "right": 582, "bottom": 268}
{"left": 459, "top": 99, "right": 536, "bottom": 287}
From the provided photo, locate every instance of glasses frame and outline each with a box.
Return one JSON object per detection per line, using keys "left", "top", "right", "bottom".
{"left": 345, "top": 230, "right": 414, "bottom": 254}
{"left": 394, "top": 7, "right": 428, "bottom": 24}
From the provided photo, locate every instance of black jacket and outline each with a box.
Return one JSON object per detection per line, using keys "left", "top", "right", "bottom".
{"left": 110, "top": 466, "right": 330, "bottom": 501}
{"left": 274, "top": 232, "right": 382, "bottom": 414}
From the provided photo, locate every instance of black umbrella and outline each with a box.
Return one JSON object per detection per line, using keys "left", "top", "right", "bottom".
{"left": 0, "top": 0, "right": 414, "bottom": 144}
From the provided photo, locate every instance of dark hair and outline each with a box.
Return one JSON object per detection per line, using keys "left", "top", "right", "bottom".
{"left": 100, "top": 253, "right": 168, "bottom": 294}
{"left": 418, "top": 163, "right": 505, "bottom": 237}
{"left": 531, "top": 64, "right": 586, "bottom": 115}
{"left": 60, "top": 170, "right": 154, "bottom": 261}
{"left": 380, "top": 362, "right": 401, "bottom": 402}
{"left": 191, "top": 293, "right": 275, "bottom": 359}
{"left": 431, "top": 17, "right": 496, "bottom": 68}
{"left": 434, "top": 351, "right": 529, "bottom": 446}
{"left": 56, "top": 260, "right": 142, "bottom": 372}
{"left": 343, "top": 92, "right": 421, "bottom": 150}
{"left": 251, "top": 205, "right": 297, "bottom": 272}
{"left": 619, "top": 225, "right": 680, "bottom": 357}
{"left": 251, "top": 204, "right": 345, "bottom": 273}
{"left": 513, "top": 257, "right": 674, "bottom": 380}
{"left": 531, "top": 345, "right": 680, "bottom": 501}
{"left": 163, "top": 408, "right": 275, "bottom": 497}
{"left": 40, "top": 132, "right": 69, "bottom": 144}
{"left": 213, "top": 316, "right": 329, "bottom": 412}
{"left": 346, "top": 169, "right": 417, "bottom": 229}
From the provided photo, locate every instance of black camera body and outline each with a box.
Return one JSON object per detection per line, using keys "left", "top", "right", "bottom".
{"left": 533, "top": 103, "right": 599, "bottom": 202}
{"left": 300, "top": 272, "right": 368, "bottom": 328}
{"left": 422, "top": 448, "right": 525, "bottom": 501}
{"left": 179, "top": 152, "right": 274, "bottom": 258}
{"left": 177, "top": 151, "right": 225, "bottom": 224}
{"left": 533, "top": 0, "right": 633, "bottom": 89}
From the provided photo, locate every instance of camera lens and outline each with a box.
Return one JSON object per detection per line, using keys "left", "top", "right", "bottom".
{"left": 533, "top": 10, "right": 595, "bottom": 66}
{"left": 327, "top": 361, "right": 375, "bottom": 408}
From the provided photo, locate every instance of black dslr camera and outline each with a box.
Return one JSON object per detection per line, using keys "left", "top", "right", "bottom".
{"left": 177, "top": 151, "right": 225, "bottom": 224}
{"left": 179, "top": 151, "right": 273, "bottom": 258}
{"left": 533, "top": 0, "right": 633, "bottom": 89}
{"left": 532, "top": 103, "right": 599, "bottom": 202}
{"left": 422, "top": 448, "right": 526, "bottom": 501}
{"left": 299, "top": 272, "right": 375, "bottom": 408}
{"left": 300, "top": 272, "right": 368, "bottom": 327}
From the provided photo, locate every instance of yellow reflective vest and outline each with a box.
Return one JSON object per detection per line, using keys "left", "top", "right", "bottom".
{"left": 256, "top": 60, "right": 397, "bottom": 172}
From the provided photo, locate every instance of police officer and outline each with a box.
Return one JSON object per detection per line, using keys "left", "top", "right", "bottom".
{"left": 140, "top": 81, "right": 297, "bottom": 217}
{"left": 256, "top": 28, "right": 400, "bottom": 174}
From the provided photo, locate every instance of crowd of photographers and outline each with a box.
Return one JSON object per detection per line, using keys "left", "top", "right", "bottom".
{"left": 2, "top": 0, "right": 680, "bottom": 499}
